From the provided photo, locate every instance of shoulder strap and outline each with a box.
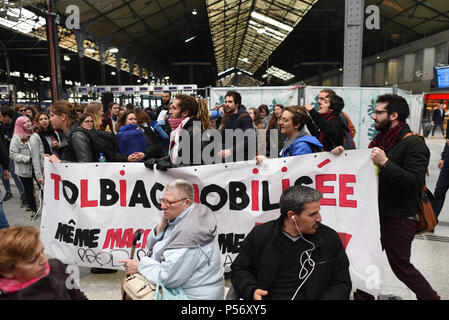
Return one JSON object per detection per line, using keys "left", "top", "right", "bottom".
{"left": 399, "top": 132, "right": 429, "bottom": 176}
{"left": 399, "top": 132, "right": 414, "bottom": 141}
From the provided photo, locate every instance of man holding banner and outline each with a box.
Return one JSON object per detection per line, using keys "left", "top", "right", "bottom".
{"left": 230, "top": 185, "right": 351, "bottom": 300}
{"left": 369, "top": 94, "right": 440, "bottom": 300}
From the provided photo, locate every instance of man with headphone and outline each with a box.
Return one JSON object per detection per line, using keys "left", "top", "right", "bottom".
{"left": 230, "top": 185, "right": 351, "bottom": 300}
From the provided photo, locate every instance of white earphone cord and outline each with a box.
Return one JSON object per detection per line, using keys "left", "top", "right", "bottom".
{"left": 291, "top": 217, "right": 316, "bottom": 300}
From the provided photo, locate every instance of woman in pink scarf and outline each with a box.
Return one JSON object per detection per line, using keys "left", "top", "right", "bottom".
{"left": 0, "top": 226, "right": 87, "bottom": 300}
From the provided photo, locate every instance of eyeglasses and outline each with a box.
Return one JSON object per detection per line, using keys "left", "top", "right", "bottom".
{"left": 19, "top": 109, "right": 26, "bottom": 112}
{"left": 83, "top": 120, "right": 94, "bottom": 123}
{"left": 159, "top": 197, "right": 188, "bottom": 207}
{"left": 374, "top": 110, "right": 388, "bottom": 115}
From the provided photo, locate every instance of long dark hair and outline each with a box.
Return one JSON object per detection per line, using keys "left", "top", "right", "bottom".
{"left": 34, "top": 112, "right": 54, "bottom": 134}
{"left": 116, "top": 110, "right": 135, "bottom": 132}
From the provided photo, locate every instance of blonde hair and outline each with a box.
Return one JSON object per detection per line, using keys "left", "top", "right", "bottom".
{"left": 196, "top": 98, "right": 210, "bottom": 131}
{"left": 84, "top": 101, "right": 103, "bottom": 130}
{"left": 0, "top": 226, "right": 41, "bottom": 274}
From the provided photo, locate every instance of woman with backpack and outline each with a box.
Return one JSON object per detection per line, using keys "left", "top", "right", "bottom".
{"left": 47, "top": 100, "right": 96, "bottom": 163}
{"left": 116, "top": 110, "right": 147, "bottom": 162}
{"left": 9, "top": 116, "right": 44, "bottom": 220}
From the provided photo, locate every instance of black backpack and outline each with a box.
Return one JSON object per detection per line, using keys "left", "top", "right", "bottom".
{"left": 88, "top": 129, "right": 117, "bottom": 162}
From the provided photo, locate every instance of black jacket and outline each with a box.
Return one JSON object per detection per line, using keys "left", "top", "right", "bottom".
{"left": 432, "top": 108, "right": 445, "bottom": 124}
{"left": 378, "top": 125, "right": 429, "bottom": 218}
{"left": 308, "top": 109, "right": 345, "bottom": 151}
{"left": 37, "top": 129, "right": 61, "bottom": 155}
{"left": 0, "top": 259, "right": 87, "bottom": 300}
{"left": 140, "top": 123, "right": 165, "bottom": 160}
{"left": 230, "top": 217, "right": 352, "bottom": 300}
{"left": 221, "top": 106, "right": 254, "bottom": 161}
{"left": 58, "top": 123, "right": 95, "bottom": 162}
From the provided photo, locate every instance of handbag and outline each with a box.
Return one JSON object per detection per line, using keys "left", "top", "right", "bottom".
{"left": 154, "top": 272, "right": 187, "bottom": 300}
{"left": 416, "top": 186, "right": 439, "bottom": 234}
{"left": 123, "top": 273, "right": 157, "bottom": 300}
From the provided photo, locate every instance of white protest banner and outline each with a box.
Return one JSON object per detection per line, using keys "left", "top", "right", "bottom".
{"left": 210, "top": 86, "right": 299, "bottom": 112}
{"left": 40, "top": 149, "right": 383, "bottom": 296}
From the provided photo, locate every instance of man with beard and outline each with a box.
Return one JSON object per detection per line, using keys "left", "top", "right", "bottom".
{"left": 155, "top": 90, "right": 172, "bottom": 119}
{"left": 218, "top": 91, "right": 254, "bottom": 162}
{"left": 369, "top": 94, "right": 439, "bottom": 300}
{"left": 154, "top": 90, "right": 172, "bottom": 136}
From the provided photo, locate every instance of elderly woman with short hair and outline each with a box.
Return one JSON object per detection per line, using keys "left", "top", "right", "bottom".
{"left": 120, "top": 179, "right": 224, "bottom": 300}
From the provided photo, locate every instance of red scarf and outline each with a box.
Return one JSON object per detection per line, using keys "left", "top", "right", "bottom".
{"left": 0, "top": 262, "right": 50, "bottom": 294}
{"left": 318, "top": 112, "right": 336, "bottom": 149}
{"left": 369, "top": 122, "right": 407, "bottom": 152}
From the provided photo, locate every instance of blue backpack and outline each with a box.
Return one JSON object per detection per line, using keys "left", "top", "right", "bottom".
{"left": 117, "top": 124, "right": 147, "bottom": 158}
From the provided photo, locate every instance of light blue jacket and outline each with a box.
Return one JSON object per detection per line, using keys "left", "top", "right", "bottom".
{"left": 138, "top": 204, "right": 224, "bottom": 300}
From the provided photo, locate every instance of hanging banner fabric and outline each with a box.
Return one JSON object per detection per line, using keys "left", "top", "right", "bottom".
{"left": 40, "top": 150, "right": 383, "bottom": 296}
{"left": 209, "top": 86, "right": 299, "bottom": 112}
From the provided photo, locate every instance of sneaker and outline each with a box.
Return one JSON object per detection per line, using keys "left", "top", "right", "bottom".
{"left": 3, "top": 192, "right": 12, "bottom": 201}
{"left": 30, "top": 211, "right": 38, "bottom": 221}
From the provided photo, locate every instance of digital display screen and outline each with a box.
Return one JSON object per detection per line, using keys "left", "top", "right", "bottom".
{"left": 154, "top": 86, "right": 163, "bottom": 91}
{"left": 110, "top": 87, "right": 120, "bottom": 92}
{"left": 124, "top": 87, "right": 134, "bottom": 91}
{"left": 436, "top": 67, "right": 449, "bottom": 89}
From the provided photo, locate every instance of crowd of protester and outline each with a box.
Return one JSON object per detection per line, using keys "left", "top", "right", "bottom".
{"left": 0, "top": 88, "right": 442, "bottom": 301}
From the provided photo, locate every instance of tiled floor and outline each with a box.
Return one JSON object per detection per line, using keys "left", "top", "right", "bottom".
{"left": 3, "top": 133, "right": 448, "bottom": 300}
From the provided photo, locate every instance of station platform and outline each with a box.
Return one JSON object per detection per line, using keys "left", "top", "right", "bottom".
{"left": 3, "top": 133, "right": 449, "bottom": 300}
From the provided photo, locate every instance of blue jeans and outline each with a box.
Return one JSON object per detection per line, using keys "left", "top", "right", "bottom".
{"left": 1, "top": 159, "right": 25, "bottom": 197}
{"left": 434, "top": 151, "right": 449, "bottom": 218}
{"left": 0, "top": 188, "right": 9, "bottom": 229}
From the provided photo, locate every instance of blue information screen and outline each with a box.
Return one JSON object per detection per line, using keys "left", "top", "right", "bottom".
{"left": 436, "top": 67, "right": 449, "bottom": 88}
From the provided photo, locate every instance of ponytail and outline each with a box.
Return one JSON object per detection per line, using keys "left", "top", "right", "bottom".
{"left": 49, "top": 100, "right": 78, "bottom": 128}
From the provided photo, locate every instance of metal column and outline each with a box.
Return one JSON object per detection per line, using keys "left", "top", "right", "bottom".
{"left": 343, "top": 0, "right": 364, "bottom": 87}
{"left": 45, "top": 0, "right": 63, "bottom": 101}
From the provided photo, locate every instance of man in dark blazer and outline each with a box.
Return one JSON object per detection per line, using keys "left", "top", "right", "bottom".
{"left": 370, "top": 94, "right": 440, "bottom": 300}
{"left": 432, "top": 103, "right": 446, "bottom": 137}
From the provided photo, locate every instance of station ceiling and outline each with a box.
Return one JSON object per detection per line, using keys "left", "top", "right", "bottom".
{"left": 0, "top": 0, "right": 448, "bottom": 88}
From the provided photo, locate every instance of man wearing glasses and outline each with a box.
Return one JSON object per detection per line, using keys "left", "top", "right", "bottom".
{"left": 368, "top": 94, "right": 439, "bottom": 300}
{"left": 120, "top": 179, "right": 224, "bottom": 299}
